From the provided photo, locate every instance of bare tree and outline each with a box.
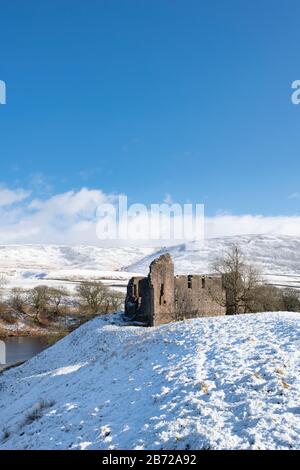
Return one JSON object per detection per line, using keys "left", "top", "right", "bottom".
{"left": 8, "top": 287, "right": 28, "bottom": 313}
{"left": 48, "top": 287, "right": 69, "bottom": 315}
{"left": 106, "top": 291, "right": 125, "bottom": 313}
{"left": 27, "top": 286, "right": 51, "bottom": 318}
{"left": 76, "top": 282, "right": 110, "bottom": 314}
{"left": 0, "top": 275, "right": 8, "bottom": 299}
{"left": 281, "top": 288, "right": 300, "bottom": 312}
{"left": 210, "top": 244, "right": 261, "bottom": 314}
{"left": 246, "top": 284, "right": 284, "bottom": 313}
{"left": 76, "top": 282, "right": 124, "bottom": 315}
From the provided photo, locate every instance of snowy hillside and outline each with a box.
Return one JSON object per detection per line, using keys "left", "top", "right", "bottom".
{"left": 125, "top": 235, "right": 300, "bottom": 289}
{"left": 1, "top": 312, "right": 300, "bottom": 450}
{"left": 0, "top": 244, "right": 155, "bottom": 291}
{"left": 0, "top": 244, "right": 155, "bottom": 272}
{"left": 1, "top": 235, "right": 300, "bottom": 291}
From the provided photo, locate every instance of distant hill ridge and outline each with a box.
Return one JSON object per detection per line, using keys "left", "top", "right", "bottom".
{"left": 1, "top": 235, "right": 300, "bottom": 290}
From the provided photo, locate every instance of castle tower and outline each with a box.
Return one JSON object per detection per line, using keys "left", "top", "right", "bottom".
{"left": 149, "top": 253, "right": 175, "bottom": 326}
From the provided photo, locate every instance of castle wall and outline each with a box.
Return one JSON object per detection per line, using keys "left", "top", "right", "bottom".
{"left": 125, "top": 276, "right": 152, "bottom": 324}
{"left": 124, "top": 253, "right": 226, "bottom": 326}
{"left": 149, "top": 253, "right": 175, "bottom": 326}
{"left": 174, "top": 275, "right": 226, "bottom": 320}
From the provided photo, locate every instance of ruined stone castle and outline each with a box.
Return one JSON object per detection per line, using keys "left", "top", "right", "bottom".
{"left": 125, "top": 253, "right": 226, "bottom": 326}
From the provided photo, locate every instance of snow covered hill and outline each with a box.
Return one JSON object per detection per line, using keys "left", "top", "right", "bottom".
{"left": 125, "top": 235, "right": 300, "bottom": 289}
{"left": 1, "top": 312, "right": 300, "bottom": 450}
{"left": 0, "top": 244, "right": 155, "bottom": 291}
{"left": 0, "top": 244, "right": 155, "bottom": 272}
{"left": 1, "top": 235, "right": 300, "bottom": 291}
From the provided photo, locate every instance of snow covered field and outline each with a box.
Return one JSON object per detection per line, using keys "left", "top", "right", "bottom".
{"left": 1, "top": 311, "right": 300, "bottom": 450}
{"left": 1, "top": 235, "right": 300, "bottom": 292}
{"left": 0, "top": 244, "right": 155, "bottom": 292}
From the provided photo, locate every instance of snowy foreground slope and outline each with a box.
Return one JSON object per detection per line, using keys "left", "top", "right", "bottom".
{"left": 1, "top": 312, "right": 300, "bottom": 450}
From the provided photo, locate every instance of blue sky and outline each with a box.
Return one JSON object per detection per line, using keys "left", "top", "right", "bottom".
{"left": 0, "top": 1, "right": 300, "bottom": 244}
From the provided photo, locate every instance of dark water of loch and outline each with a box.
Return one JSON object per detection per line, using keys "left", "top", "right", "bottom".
{"left": 0, "top": 336, "right": 48, "bottom": 371}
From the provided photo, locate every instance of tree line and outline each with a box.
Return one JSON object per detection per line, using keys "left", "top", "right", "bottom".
{"left": 210, "top": 245, "right": 300, "bottom": 314}
{"left": 0, "top": 280, "right": 124, "bottom": 327}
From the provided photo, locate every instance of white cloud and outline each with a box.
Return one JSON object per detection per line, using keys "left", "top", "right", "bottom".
{"left": 205, "top": 214, "right": 300, "bottom": 238}
{"left": 28, "top": 188, "right": 115, "bottom": 216}
{"left": 0, "top": 188, "right": 117, "bottom": 245}
{"left": 0, "top": 186, "right": 300, "bottom": 245}
{"left": 0, "top": 187, "right": 31, "bottom": 207}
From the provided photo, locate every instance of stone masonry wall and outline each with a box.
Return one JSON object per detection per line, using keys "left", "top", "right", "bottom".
{"left": 174, "top": 275, "right": 226, "bottom": 320}
{"left": 148, "top": 253, "right": 175, "bottom": 326}
{"left": 124, "top": 253, "right": 226, "bottom": 326}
